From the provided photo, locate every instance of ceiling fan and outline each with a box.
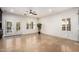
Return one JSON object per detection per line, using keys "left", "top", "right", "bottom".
{"left": 25, "top": 10, "right": 37, "bottom": 15}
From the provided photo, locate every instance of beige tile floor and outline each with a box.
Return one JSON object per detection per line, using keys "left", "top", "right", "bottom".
{"left": 0, "top": 33, "right": 79, "bottom": 52}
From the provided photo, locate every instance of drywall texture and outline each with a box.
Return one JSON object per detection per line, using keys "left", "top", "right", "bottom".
{"left": 40, "top": 8, "right": 79, "bottom": 41}
{"left": 2, "top": 13, "right": 38, "bottom": 36}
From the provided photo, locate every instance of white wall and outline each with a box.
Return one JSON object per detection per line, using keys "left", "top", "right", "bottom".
{"left": 2, "top": 8, "right": 79, "bottom": 41}
{"left": 40, "top": 8, "right": 79, "bottom": 41}
{"left": 2, "top": 13, "right": 38, "bottom": 36}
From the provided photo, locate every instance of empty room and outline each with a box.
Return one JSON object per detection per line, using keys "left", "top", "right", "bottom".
{"left": 0, "top": 7, "right": 79, "bottom": 52}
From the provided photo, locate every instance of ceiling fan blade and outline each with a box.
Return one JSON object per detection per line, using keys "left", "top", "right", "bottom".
{"left": 25, "top": 9, "right": 37, "bottom": 15}
{"left": 33, "top": 13, "right": 37, "bottom": 15}
{"left": 29, "top": 10, "right": 32, "bottom": 14}
{"left": 32, "top": 11, "right": 37, "bottom": 15}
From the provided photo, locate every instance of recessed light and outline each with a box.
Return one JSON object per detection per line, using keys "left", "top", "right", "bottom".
{"left": 48, "top": 9, "right": 52, "bottom": 12}
{"left": 10, "top": 9, "right": 14, "bottom": 12}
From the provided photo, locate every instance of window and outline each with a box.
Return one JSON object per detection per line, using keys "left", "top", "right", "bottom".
{"left": 30, "top": 22, "right": 33, "bottom": 29}
{"left": 62, "top": 19, "right": 66, "bottom": 31}
{"left": 16, "top": 22, "right": 20, "bottom": 31}
{"left": 26, "top": 23, "right": 29, "bottom": 29}
{"left": 61, "top": 18, "right": 71, "bottom": 31}
{"left": 26, "top": 22, "right": 34, "bottom": 29}
{"left": 67, "top": 18, "right": 71, "bottom": 31}
{"left": 6, "top": 21, "right": 12, "bottom": 33}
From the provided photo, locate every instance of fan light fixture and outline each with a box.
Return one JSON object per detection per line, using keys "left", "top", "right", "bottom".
{"left": 24, "top": 10, "right": 37, "bottom": 16}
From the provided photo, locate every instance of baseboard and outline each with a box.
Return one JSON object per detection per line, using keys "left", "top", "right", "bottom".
{"left": 3, "top": 32, "right": 37, "bottom": 38}
{"left": 41, "top": 33, "right": 79, "bottom": 42}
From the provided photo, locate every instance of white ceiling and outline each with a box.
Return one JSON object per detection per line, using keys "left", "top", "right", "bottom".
{"left": 1, "top": 7, "right": 72, "bottom": 18}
